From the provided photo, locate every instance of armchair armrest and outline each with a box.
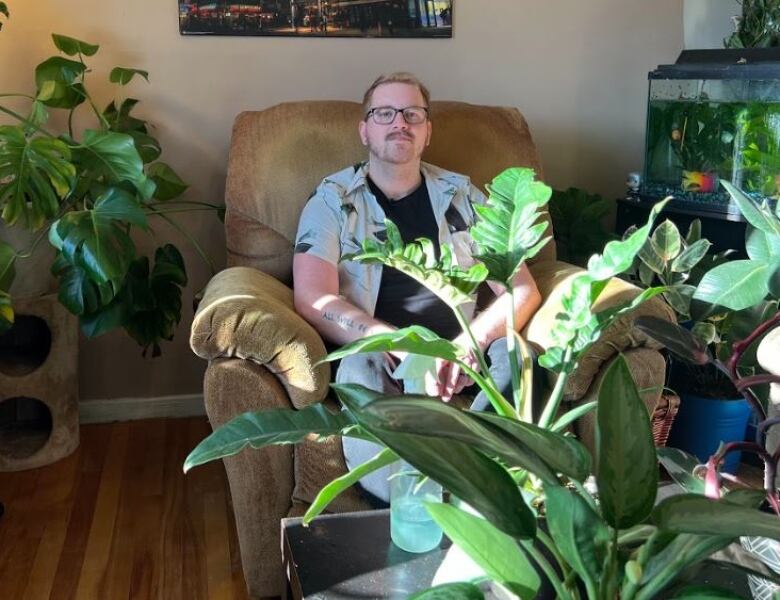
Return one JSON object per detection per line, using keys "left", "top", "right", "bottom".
{"left": 190, "top": 266, "right": 330, "bottom": 408}
{"left": 525, "top": 260, "right": 675, "bottom": 401}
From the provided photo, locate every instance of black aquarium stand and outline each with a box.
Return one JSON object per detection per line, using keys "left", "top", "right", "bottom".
{"left": 615, "top": 196, "right": 748, "bottom": 257}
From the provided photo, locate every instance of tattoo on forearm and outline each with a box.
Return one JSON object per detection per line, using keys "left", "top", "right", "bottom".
{"left": 322, "top": 311, "right": 368, "bottom": 333}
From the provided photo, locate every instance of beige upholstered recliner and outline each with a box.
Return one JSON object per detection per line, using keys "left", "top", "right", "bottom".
{"left": 189, "top": 101, "right": 674, "bottom": 599}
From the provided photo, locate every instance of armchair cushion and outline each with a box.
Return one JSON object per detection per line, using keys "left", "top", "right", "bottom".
{"left": 526, "top": 260, "right": 675, "bottom": 401}
{"left": 190, "top": 266, "right": 330, "bottom": 408}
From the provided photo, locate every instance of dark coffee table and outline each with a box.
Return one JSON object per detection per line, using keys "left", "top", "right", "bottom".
{"left": 281, "top": 509, "right": 450, "bottom": 599}
{"left": 281, "top": 508, "right": 752, "bottom": 600}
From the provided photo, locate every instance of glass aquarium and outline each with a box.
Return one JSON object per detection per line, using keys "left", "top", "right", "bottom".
{"left": 642, "top": 48, "right": 780, "bottom": 218}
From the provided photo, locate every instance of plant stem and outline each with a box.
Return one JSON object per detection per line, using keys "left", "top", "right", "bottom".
{"left": 515, "top": 331, "right": 535, "bottom": 423}
{"left": 617, "top": 525, "right": 656, "bottom": 547}
{"left": 621, "top": 530, "right": 661, "bottom": 600}
{"left": 736, "top": 373, "right": 780, "bottom": 391}
{"left": 0, "top": 104, "right": 55, "bottom": 137}
{"left": 519, "top": 539, "right": 572, "bottom": 600}
{"left": 458, "top": 363, "right": 515, "bottom": 418}
{"left": 148, "top": 199, "right": 223, "bottom": 209}
{"left": 505, "top": 285, "right": 523, "bottom": 417}
{"left": 571, "top": 479, "right": 600, "bottom": 514}
{"left": 145, "top": 207, "right": 216, "bottom": 274}
{"left": 599, "top": 528, "right": 620, "bottom": 600}
{"left": 728, "top": 312, "right": 780, "bottom": 381}
{"left": 452, "top": 306, "right": 516, "bottom": 418}
{"left": 538, "top": 347, "right": 574, "bottom": 429}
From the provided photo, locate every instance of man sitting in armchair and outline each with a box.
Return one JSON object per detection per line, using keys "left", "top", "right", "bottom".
{"left": 292, "top": 72, "right": 542, "bottom": 505}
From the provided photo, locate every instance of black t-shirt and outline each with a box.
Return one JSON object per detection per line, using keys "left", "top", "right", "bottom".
{"left": 369, "top": 176, "right": 461, "bottom": 340}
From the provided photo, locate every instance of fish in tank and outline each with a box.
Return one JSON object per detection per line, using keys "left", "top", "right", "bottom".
{"left": 641, "top": 49, "right": 780, "bottom": 218}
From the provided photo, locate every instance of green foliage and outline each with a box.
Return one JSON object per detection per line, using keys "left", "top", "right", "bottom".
{"left": 109, "top": 67, "right": 149, "bottom": 85}
{"left": 183, "top": 168, "right": 777, "bottom": 599}
{"left": 0, "top": 2, "right": 8, "bottom": 31}
{"left": 183, "top": 403, "right": 357, "bottom": 472}
{"left": 725, "top": 0, "right": 780, "bottom": 48}
{"left": 539, "top": 199, "right": 669, "bottom": 377}
{"left": 0, "top": 127, "right": 75, "bottom": 228}
{"left": 344, "top": 219, "right": 488, "bottom": 310}
{"left": 407, "top": 582, "right": 485, "bottom": 600}
{"left": 549, "top": 187, "right": 615, "bottom": 268}
{"left": 471, "top": 167, "right": 551, "bottom": 288}
{"left": 425, "top": 502, "right": 540, "bottom": 598}
{"left": 626, "top": 218, "right": 711, "bottom": 321}
{"left": 694, "top": 182, "right": 780, "bottom": 311}
{"left": 0, "top": 33, "right": 217, "bottom": 349}
{"left": 596, "top": 357, "right": 658, "bottom": 529}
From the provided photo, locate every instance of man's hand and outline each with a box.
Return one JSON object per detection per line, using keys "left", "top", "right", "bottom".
{"left": 424, "top": 351, "right": 479, "bottom": 402}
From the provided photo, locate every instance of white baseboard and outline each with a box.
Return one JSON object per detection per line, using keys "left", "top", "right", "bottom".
{"left": 79, "top": 393, "right": 206, "bottom": 424}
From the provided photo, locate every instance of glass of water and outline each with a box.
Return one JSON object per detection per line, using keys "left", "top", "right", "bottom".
{"left": 389, "top": 460, "right": 443, "bottom": 553}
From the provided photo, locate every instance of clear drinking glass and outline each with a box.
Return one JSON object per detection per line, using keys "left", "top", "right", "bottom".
{"left": 389, "top": 460, "right": 443, "bottom": 553}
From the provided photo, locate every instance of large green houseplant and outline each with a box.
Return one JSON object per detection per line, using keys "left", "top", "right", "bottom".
{"left": 0, "top": 32, "right": 219, "bottom": 355}
{"left": 184, "top": 168, "right": 780, "bottom": 598}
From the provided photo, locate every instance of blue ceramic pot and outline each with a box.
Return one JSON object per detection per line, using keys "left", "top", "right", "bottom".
{"left": 667, "top": 393, "right": 752, "bottom": 474}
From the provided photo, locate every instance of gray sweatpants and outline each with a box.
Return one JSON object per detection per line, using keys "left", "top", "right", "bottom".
{"left": 337, "top": 338, "right": 533, "bottom": 504}
{"left": 337, "top": 352, "right": 401, "bottom": 504}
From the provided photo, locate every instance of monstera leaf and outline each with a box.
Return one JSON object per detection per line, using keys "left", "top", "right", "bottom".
{"left": 121, "top": 244, "right": 188, "bottom": 356}
{"left": 49, "top": 187, "right": 146, "bottom": 286}
{"left": 50, "top": 252, "right": 115, "bottom": 316}
{"left": 103, "top": 98, "right": 148, "bottom": 134}
{"left": 34, "top": 56, "right": 87, "bottom": 109}
{"left": 51, "top": 34, "right": 99, "bottom": 57}
{"left": 345, "top": 219, "right": 488, "bottom": 309}
{"left": 148, "top": 162, "right": 188, "bottom": 200}
{"left": 109, "top": 67, "right": 149, "bottom": 85}
{"left": 471, "top": 167, "right": 552, "bottom": 288}
{"left": 0, "top": 126, "right": 75, "bottom": 228}
{"left": 102, "top": 99, "right": 161, "bottom": 164}
{"left": 73, "top": 130, "right": 153, "bottom": 199}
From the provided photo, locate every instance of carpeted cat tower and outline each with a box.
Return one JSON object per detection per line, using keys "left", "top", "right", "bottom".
{"left": 0, "top": 294, "right": 79, "bottom": 471}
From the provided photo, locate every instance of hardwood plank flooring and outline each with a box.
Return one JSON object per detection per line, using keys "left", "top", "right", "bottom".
{"left": 0, "top": 418, "right": 249, "bottom": 600}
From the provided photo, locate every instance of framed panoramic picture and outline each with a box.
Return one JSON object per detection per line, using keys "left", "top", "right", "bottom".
{"left": 179, "top": 0, "right": 453, "bottom": 38}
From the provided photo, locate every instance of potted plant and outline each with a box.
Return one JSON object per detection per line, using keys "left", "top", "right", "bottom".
{"left": 548, "top": 186, "right": 615, "bottom": 268}
{"left": 623, "top": 216, "right": 758, "bottom": 472}
{"left": 725, "top": 0, "right": 780, "bottom": 48}
{"left": 185, "top": 168, "right": 780, "bottom": 598}
{"left": 0, "top": 32, "right": 220, "bottom": 355}
{"left": 637, "top": 178, "right": 780, "bottom": 599}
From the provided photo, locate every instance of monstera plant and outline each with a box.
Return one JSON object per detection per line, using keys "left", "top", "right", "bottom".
{"left": 0, "top": 33, "right": 219, "bottom": 355}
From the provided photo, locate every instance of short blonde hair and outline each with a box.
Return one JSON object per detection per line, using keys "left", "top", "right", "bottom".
{"left": 361, "top": 72, "right": 431, "bottom": 117}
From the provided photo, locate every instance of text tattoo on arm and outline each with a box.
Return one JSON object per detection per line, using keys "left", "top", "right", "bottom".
{"left": 322, "top": 311, "right": 368, "bottom": 334}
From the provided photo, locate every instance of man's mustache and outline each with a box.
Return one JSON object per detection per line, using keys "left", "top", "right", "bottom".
{"left": 386, "top": 131, "right": 414, "bottom": 141}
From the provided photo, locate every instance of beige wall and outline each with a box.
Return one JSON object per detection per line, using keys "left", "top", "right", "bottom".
{"left": 684, "top": 0, "right": 739, "bottom": 49}
{"left": 0, "top": 0, "right": 682, "bottom": 401}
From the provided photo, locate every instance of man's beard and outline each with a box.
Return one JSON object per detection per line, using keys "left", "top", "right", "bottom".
{"left": 367, "top": 131, "right": 422, "bottom": 164}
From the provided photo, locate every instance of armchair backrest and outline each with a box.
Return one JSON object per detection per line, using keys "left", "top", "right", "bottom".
{"left": 224, "top": 100, "right": 553, "bottom": 285}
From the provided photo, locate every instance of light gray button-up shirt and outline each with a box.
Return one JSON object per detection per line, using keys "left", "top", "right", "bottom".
{"left": 295, "top": 161, "right": 487, "bottom": 320}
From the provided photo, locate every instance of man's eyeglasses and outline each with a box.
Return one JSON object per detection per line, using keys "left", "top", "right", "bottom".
{"left": 365, "top": 106, "right": 429, "bottom": 125}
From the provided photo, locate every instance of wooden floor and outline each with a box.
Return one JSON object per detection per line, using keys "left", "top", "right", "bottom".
{"left": 0, "top": 418, "right": 250, "bottom": 600}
